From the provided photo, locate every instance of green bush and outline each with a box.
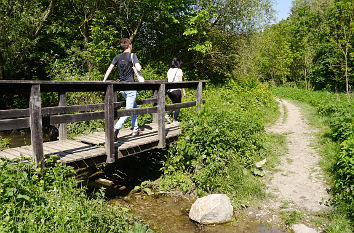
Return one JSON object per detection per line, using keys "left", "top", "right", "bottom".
{"left": 274, "top": 87, "right": 354, "bottom": 219}
{"left": 160, "top": 80, "right": 278, "bottom": 206}
{"left": 0, "top": 159, "right": 149, "bottom": 232}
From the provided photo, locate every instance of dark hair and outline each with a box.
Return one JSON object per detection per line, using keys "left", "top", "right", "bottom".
{"left": 170, "top": 57, "right": 181, "bottom": 68}
{"left": 120, "top": 38, "right": 131, "bottom": 50}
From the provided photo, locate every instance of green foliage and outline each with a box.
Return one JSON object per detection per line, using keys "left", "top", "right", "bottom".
{"left": 160, "top": 80, "right": 278, "bottom": 206}
{"left": 274, "top": 87, "right": 354, "bottom": 220}
{"left": 240, "top": 0, "right": 353, "bottom": 92}
{"left": 0, "top": 137, "right": 10, "bottom": 150}
{"left": 281, "top": 210, "right": 303, "bottom": 226}
{"left": 0, "top": 159, "right": 149, "bottom": 232}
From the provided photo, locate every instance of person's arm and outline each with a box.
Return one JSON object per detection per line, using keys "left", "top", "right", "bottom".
{"left": 134, "top": 63, "right": 142, "bottom": 72}
{"left": 178, "top": 75, "right": 186, "bottom": 97}
{"left": 103, "top": 64, "right": 114, "bottom": 82}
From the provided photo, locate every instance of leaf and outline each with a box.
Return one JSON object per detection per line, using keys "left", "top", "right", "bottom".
{"left": 143, "top": 188, "right": 153, "bottom": 196}
{"left": 17, "top": 194, "right": 30, "bottom": 201}
{"left": 255, "top": 158, "right": 267, "bottom": 168}
{"left": 252, "top": 168, "right": 265, "bottom": 177}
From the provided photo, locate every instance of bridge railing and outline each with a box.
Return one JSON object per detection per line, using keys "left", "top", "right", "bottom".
{"left": 0, "top": 80, "right": 206, "bottom": 167}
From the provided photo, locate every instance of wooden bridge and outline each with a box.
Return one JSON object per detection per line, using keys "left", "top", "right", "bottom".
{"left": 0, "top": 80, "right": 206, "bottom": 168}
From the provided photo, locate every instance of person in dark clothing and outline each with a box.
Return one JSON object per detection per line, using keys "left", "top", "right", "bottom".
{"left": 166, "top": 57, "right": 186, "bottom": 125}
{"left": 103, "top": 38, "right": 142, "bottom": 140}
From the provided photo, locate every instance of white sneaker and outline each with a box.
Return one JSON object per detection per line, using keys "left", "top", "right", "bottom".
{"left": 165, "top": 115, "right": 172, "bottom": 123}
{"left": 172, "top": 121, "right": 180, "bottom": 126}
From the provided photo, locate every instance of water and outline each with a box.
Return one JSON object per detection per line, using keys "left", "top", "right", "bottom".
{"left": 0, "top": 130, "right": 32, "bottom": 148}
{"left": 111, "top": 192, "right": 286, "bottom": 233}
{"left": 0, "top": 127, "right": 57, "bottom": 148}
{"left": 80, "top": 152, "right": 287, "bottom": 233}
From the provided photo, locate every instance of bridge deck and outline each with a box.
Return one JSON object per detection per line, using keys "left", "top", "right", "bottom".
{"left": 0, "top": 123, "right": 180, "bottom": 167}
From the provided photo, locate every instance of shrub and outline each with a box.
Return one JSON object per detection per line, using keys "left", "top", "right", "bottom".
{"left": 160, "top": 80, "right": 278, "bottom": 206}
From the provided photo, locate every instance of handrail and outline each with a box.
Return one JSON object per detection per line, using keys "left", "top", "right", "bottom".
{"left": 0, "top": 80, "right": 207, "bottom": 167}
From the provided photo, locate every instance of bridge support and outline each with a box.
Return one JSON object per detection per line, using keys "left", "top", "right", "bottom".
{"left": 29, "top": 84, "right": 44, "bottom": 168}
{"left": 196, "top": 81, "right": 203, "bottom": 110}
{"left": 104, "top": 84, "right": 115, "bottom": 163}
{"left": 157, "top": 83, "right": 166, "bottom": 148}
{"left": 58, "top": 92, "right": 67, "bottom": 140}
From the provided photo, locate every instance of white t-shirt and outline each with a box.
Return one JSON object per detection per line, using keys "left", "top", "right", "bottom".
{"left": 167, "top": 68, "right": 183, "bottom": 92}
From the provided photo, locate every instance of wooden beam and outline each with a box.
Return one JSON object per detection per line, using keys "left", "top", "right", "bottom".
{"left": 0, "top": 109, "right": 29, "bottom": 118}
{"left": 58, "top": 92, "right": 67, "bottom": 140}
{"left": 116, "top": 107, "right": 157, "bottom": 118}
{"left": 104, "top": 85, "right": 115, "bottom": 163}
{"left": 196, "top": 81, "right": 203, "bottom": 110}
{"left": 0, "top": 118, "right": 30, "bottom": 130}
{"left": 152, "top": 90, "right": 158, "bottom": 123}
{"left": 29, "top": 84, "right": 44, "bottom": 168}
{"left": 157, "top": 84, "right": 166, "bottom": 148}
{"left": 50, "top": 112, "right": 105, "bottom": 124}
{"left": 165, "top": 101, "right": 197, "bottom": 111}
{"left": 42, "top": 104, "right": 105, "bottom": 115}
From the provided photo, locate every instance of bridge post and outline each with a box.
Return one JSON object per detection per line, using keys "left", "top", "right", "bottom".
{"left": 157, "top": 83, "right": 166, "bottom": 148}
{"left": 104, "top": 84, "right": 115, "bottom": 163}
{"left": 29, "top": 84, "right": 44, "bottom": 168}
{"left": 58, "top": 92, "right": 67, "bottom": 140}
{"left": 196, "top": 81, "right": 203, "bottom": 110}
{"left": 152, "top": 90, "right": 158, "bottom": 123}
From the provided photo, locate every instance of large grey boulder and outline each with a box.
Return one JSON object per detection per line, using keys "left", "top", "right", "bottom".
{"left": 189, "top": 194, "right": 233, "bottom": 224}
{"left": 291, "top": 224, "right": 317, "bottom": 233}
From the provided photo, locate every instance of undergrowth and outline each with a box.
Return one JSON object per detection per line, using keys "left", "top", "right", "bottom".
{"left": 159, "top": 79, "right": 279, "bottom": 208}
{"left": 0, "top": 159, "right": 150, "bottom": 232}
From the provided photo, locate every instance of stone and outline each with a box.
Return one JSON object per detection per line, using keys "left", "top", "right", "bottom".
{"left": 291, "top": 224, "right": 317, "bottom": 233}
{"left": 189, "top": 194, "right": 233, "bottom": 224}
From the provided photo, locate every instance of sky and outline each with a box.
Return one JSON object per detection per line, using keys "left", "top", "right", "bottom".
{"left": 273, "top": 0, "right": 293, "bottom": 23}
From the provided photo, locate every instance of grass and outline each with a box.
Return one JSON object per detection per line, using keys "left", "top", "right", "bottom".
{"left": 0, "top": 159, "right": 151, "bottom": 232}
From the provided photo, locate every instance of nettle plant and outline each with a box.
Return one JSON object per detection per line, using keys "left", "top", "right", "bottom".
{"left": 160, "top": 81, "right": 277, "bottom": 202}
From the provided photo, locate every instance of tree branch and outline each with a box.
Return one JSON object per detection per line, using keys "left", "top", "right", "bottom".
{"left": 33, "top": 0, "right": 56, "bottom": 38}
{"left": 129, "top": 13, "right": 145, "bottom": 42}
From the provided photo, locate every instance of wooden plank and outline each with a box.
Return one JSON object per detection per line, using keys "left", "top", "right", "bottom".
{"left": 0, "top": 80, "right": 207, "bottom": 93}
{"left": 0, "top": 118, "right": 30, "bottom": 130}
{"left": 0, "top": 109, "right": 29, "bottom": 118}
{"left": 116, "top": 106, "right": 157, "bottom": 118}
{"left": 0, "top": 150, "right": 19, "bottom": 160}
{"left": 165, "top": 101, "right": 196, "bottom": 111}
{"left": 50, "top": 112, "right": 105, "bottom": 124}
{"left": 196, "top": 81, "right": 203, "bottom": 110}
{"left": 42, "top": 104, "right": 105, "bottom": 115}
{"left": 58, "top": 92, "right": 67, "bottom": 140}
{"left": 75, "top": 134, "right": 105, "bottom": 145}
{"left": 157, "top": 84, "right": 166, "bottom": 148}
{"left": 43, "top": 142, "right": 72, "bottom": 157}
{"left": 114, "top": 98, "right": 157, "bottom": 108}
{"left": 152, "top": 90, "right": 158, "bottom": 123}
{"left": 10, "top": 146, "right": 32, "bottom": 158}
{"left": 29, "top": 84, "right": 44, "bottom": 168}
{"left": 105, "top": 84, "right": 115, "bottom": 163}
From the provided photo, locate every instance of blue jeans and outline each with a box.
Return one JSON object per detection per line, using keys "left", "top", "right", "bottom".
{"left": 114, "top": 90, "right": 139, "bottom": 132}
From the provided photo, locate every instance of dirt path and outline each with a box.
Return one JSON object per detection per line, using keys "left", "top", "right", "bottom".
{"left": 247, "top": 99, "right": 330, "bottom": 229}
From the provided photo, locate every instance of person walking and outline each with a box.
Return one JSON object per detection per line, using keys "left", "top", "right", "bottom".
{"left": 103, "top": 38, "right": 142, "bottom": 140}
{"left": 166, "top": 57, "right": 186, "bottom": 125}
